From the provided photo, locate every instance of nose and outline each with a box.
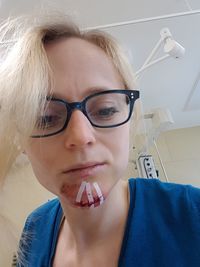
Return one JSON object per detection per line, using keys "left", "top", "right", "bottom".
{"left": 63, "top": 110, "right": 96, "bottom": 149}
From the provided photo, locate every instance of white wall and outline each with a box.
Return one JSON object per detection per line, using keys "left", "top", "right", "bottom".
{"left": 149, "top": 126, "right": 200, "bottom": 187}
{"left": 0, "top": 163, "right": 54, "bottom": 267}
{"left": 126, "top": 126, "right": 200, "bottom": 187}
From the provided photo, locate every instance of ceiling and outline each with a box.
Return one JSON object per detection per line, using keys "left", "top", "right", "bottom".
{"left": 0, "top": 0, "right": 200, "bottom": 130}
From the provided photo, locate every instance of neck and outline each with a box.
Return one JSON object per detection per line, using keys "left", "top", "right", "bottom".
{"left": 59, "top": 179, "right": 129, "bottom": 249}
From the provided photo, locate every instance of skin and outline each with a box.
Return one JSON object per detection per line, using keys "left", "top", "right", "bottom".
{"left": 25, "top": 37, "right": 132, "bottom": 266}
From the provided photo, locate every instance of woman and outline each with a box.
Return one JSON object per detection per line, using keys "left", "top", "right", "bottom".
{"left": 0, "top": 15, "right": 200, "bottom": 267}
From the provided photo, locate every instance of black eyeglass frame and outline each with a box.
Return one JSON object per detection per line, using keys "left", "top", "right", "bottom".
{"left": 31, "top": 89, "right": 140, "bottom": 138}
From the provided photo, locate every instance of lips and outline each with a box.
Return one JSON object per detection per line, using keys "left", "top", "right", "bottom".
{"left": 62, "top": 162, "right": 106, "bottom": 179}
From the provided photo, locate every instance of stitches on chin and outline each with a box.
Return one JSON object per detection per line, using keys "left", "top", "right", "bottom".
{"left": 93, "top": 182, "right": 104, "bottom": 205}
{"left": 75, "top": 180, "right": 104, "bottom": 208}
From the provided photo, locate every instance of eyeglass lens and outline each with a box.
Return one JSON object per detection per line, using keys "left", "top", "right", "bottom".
{"left": 86, "top": 93, "right": 129, "bottom": 126}
{"left": 32, "top": 92, "right": 131, "bottom": 137}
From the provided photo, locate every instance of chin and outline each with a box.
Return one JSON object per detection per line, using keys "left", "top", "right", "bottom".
{"left": 60, "top": 176, "right": 122, "bottom": 212}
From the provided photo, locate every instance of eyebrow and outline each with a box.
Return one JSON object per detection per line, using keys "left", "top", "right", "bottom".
{"left": 49, "top": 87, "right": 113, "bottom": 100}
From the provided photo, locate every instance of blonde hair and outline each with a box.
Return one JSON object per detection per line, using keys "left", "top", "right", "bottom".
{"left": 0, "top": 14, "right": 137, "bottom": 185}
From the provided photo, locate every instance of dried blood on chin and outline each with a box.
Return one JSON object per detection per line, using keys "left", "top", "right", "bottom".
{"left": 60, "top": 182, "right": 105, "bottom": 208}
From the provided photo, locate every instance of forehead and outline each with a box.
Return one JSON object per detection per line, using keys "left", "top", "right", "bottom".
{"left": 44, "top": 37, "right": 124, "bottom": 99}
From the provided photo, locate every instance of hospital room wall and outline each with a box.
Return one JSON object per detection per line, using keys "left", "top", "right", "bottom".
{"left": 149, "top": 125, "right": 200, "bottom": 187}
{"left": 120, "top": 125, "right": 200, "bottom": 187}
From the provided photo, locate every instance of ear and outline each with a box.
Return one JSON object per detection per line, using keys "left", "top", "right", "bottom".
{"left": 14, "top": 152, "right": 30, "bottom": 167}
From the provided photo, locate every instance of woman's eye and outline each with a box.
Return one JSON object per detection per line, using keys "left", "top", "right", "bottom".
{"left": 92, "top": 107, "right": 119, "bottom": 119}
{"left": 37, "top": 115, "right": 58, "bottom": 128}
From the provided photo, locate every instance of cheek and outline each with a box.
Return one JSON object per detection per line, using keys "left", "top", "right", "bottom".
{"left": 26, "top": 141, "right": 56, "bottom": 169}
{"left": 25, "top": 144, "right": 58, "bottom": 188}
{"left": 112, "top": 126, "right": 129, "bottom": 154}
{"left": 106, "top": 126, "right": 130, "bottom": 172}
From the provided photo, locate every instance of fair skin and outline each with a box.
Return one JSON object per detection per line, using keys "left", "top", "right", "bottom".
{"left": 25, "top": 37, "right": 131, "bottom": 267}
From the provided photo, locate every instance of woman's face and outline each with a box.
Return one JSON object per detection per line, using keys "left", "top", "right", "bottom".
{"left": 25, "top": 37, "right": 131, "bottom": 209}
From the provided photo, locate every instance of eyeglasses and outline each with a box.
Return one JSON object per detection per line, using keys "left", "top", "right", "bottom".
{"left": 31, "top": 89, "right": 140, "bottom": 138}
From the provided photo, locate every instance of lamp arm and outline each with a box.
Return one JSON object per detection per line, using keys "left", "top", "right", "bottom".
{"left": 136, "top": 54, "right": 170, "bottom": 77}
{"left": 141, "top": 37, "right": 163, "bottom": 68}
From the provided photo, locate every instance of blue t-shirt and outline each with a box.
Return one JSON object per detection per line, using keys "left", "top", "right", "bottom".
{"left": 17, "top": 178, "right": 200, "bottom": 267}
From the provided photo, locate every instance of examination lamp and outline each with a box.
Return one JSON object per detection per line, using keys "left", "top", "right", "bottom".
{"left": 135, "top": 28, "right": 185, "bottom": 77}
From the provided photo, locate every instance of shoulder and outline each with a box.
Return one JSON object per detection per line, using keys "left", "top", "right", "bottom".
{"left": 17, "top": 198, "right": 62, "bottom": 266}
{"left": 129, "top": 177, "right": 200, "bottom": 198}
{"left": 128, "top": 178, "right": 200, "bottom": 218}
{"left": 120, "top": 179, "right": 200, "bottom": 266}
{"left": 21, "top": 197, "right": 61, "bottom": 240}
{"left": 27, "top": 198, "right": 61, "bottom": 219}
{"left": 25, "top": 198, "right": 61, "bottom": 228}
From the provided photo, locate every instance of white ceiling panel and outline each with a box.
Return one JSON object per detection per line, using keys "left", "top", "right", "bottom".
{"left": 0, "top": 0, "right": 199, "bottom": 26}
